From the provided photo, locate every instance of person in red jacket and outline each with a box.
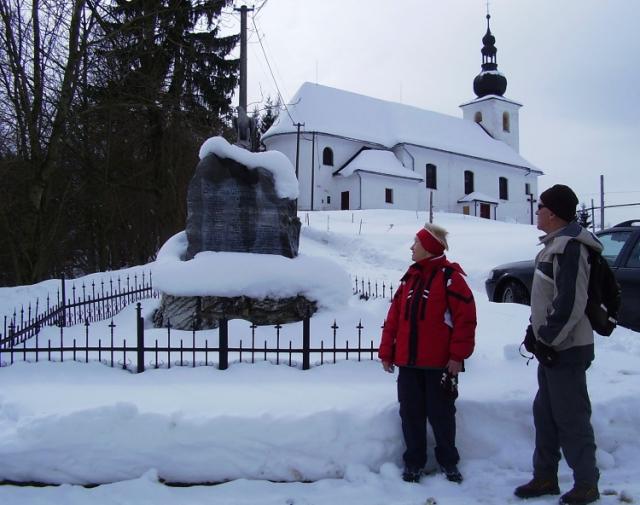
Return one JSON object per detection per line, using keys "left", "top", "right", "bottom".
{"left": 379, "top": 223, "right": 476, "bottom": 484}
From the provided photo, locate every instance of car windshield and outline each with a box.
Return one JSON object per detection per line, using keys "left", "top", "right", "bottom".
{"left": 598, "top": 231, "right": 632, "bottom": 265}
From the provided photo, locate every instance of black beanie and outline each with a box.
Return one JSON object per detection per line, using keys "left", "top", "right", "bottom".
{"left": 539, "top": 184, "right": 578, "bottom": 222}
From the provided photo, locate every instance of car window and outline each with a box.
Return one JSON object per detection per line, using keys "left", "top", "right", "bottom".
{"left": 597, "top": 231, "right": 632, "bottom": 265}
{"left": 625, "top": 237, "right": 640, "bottom": 268}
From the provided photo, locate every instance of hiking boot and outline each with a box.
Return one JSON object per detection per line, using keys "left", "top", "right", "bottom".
{"left": 559, "top": 483, "right": 600, "bottom": 504}
{"left": 402, "top": 468, "right": 423, "bottom": 483}
{"left": 440, "top": 464, "right": 463, "bottom": 483}
{"left": 514, "top": 477, "right": 560, "bottom": 498}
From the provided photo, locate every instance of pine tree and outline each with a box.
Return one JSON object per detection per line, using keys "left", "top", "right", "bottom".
{"left": 74, "top": 0, "right": 240, "bottom": 273}
{"left": 578, "top": 203, "right": 592, "bottom": 229}
{"left": 259, "top": 96, "right": 282, "bottom": 134}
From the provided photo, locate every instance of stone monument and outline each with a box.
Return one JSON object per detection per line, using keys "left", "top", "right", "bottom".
{"left": 152, "top": 138, "right": 317, "bottom": 330}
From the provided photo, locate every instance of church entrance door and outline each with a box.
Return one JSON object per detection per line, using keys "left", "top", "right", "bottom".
{"left": 341, "top": 191, "right": 350, "bottom": 210}
{"left": 480, "top": 203, "right": 491, "bottom": 219}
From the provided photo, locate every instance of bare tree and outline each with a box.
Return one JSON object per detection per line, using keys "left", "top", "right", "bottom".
{"left": 0, "top": 0, "right": 96, "bottom": 283}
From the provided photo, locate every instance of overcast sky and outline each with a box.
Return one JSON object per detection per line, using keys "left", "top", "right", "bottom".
{"left": 226, "top": 0, "right": 640, "bottom": 225}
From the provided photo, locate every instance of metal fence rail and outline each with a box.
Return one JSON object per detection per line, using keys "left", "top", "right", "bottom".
{"left": 0, "top": 272, "right": 157, "bottom": 348}
{"left": 0, "top": 304, "right": 382, "bottom": 372}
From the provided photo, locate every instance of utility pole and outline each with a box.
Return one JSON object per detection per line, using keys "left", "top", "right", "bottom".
{"left": 294, "top": 122, "right": 304, "bottom": 213}
{"left": 235, "top": 4, "right": 254, "bottom": 147}
{"left": 590, "top": 198, "right": 596, "bottom": 233}
{"left": 294, "top": 122, "right": 304, "bottom": 179}
{"left": 600, "top": 174, "right": 605, "bottom": 230}
{"left": 310, "top": 132, "right": 316, "bottom": 210}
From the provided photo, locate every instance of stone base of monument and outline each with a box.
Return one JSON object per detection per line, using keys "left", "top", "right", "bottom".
{"left": 153, "top": 294, "right": 318, "bottom": 330}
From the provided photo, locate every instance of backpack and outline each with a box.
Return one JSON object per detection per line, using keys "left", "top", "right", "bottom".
{"left": 585, "top": 248, "right": 622, "bottom": 336}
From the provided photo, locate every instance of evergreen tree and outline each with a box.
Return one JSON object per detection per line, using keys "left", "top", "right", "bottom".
{"left": 72, "top": 0, "right": 240, "bottom": 273}
{"left": 259, "top": 95, "right": 282, "bottom": 134}
{"left": 250, "top": 95, "right": 281, "bottom": 151}
{"left": 578, "top": 203, "right": 592, "bottom": 229}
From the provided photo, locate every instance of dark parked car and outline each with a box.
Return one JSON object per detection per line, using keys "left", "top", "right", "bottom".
{"left": 485, "top": 220, "right": 640, "bottom": 332}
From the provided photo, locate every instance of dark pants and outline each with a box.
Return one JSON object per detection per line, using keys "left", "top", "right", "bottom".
{"left": 397, "top": 366, "right": 459, "bottom": 470}
{"left": 533, "top": 363, "right": 599, "bottom": 486}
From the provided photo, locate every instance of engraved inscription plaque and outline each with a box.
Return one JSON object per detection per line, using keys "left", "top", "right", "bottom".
{"left": 186, "top": 154, "right": 301, "bottom": 259}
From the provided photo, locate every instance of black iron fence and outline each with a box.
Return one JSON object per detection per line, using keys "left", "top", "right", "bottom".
{"left": 0, "top": 271, "right": 156, "bottom": 348}
{"left": 0, "top": 303, "right": 382, "bottom": 372}
{"left": 352, "top": 275, "right": 394, "bottom": 301}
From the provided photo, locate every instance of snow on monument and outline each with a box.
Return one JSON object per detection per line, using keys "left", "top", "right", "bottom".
{"left": 152, "top": 137, "right": 350, "bottom": 330}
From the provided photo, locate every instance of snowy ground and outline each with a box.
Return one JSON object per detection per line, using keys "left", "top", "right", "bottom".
{"left": 1, "top": 210, "right": 639, "bottom": 505}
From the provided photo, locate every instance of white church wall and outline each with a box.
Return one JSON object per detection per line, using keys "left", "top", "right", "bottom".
{"left": 264, "top": 133, "right": 381, "bottom": 210}
{"left": 460, "top": 97, "right": 521, "bottom": 153}
{"left": 400, "top": 144, "right": 537, "bottom": 223}
{"left": 331, "top": 173, "right": 419, "bottom": 211}
{"left": 359, "top": 173, "right": 420, "bottom": 211}
{"left": 264, "top": 128, "right": 538, "bottom": 222}
{"left": 332, "top": 173, "right": 361, "bottom": 210}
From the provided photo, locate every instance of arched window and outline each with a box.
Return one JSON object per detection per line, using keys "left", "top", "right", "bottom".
{"left": 502, "top": 112, "right": 510, "bottom": 132}
{"left": 474, "top": 111, "right": 483, "bottom": 123}
{"left": 499, "top": 177, "right": 509, "bottom": 200}
{"left": 322, "top": 147, "right": 334, "bottom": 166}
{"left": 464, "top": 170, "right": 474, "bottom": 195}
{"left": 426, "top": 164, "right": 437, "bottom": 189}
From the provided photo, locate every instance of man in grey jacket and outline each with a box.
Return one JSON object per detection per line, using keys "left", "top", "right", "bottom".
{"left": 514, "top": 184, "right": 600, "bottom": 505}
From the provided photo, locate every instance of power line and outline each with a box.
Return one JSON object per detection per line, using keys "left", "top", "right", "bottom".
{"left": 251, "top": 15, "right": 295, "bottom": 124}
{"left": 580, "top": 190, "right": 640, "bottom": 196}
{"left": 255, "top": 0, "right": 269, "bottom": 17}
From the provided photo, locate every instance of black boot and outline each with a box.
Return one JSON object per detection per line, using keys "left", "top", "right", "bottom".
{"left": 440, "top": 464, "right": 463, "bottom": 483}
{"left": 559, "top": 483, "right": 600, "bottom": 504}
{"left": 514, "top": 476, "right": 560, "bottom": 498}
{"left": 402, "top": 468, "right": 423, "bottom": 483}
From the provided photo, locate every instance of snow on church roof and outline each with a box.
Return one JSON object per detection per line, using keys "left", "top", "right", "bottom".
{"left": 338, "top": 149, "right": 423, "bottom": 180}
{"left": 263, "top": 83, "right": 538, "bottom": 171}
{"left": 458, "top": 192, "right": 500, "bottom": 204}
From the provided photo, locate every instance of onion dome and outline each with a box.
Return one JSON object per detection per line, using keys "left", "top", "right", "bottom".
{"left": 473, "top": 14, "right": 507, "bottom": 98}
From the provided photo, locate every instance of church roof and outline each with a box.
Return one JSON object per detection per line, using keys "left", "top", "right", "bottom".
{"left": 263, "top": 83, "right": 538, "bottom": 171}
{"left": 337, "top": 149, "right": 424, "bottom": 180}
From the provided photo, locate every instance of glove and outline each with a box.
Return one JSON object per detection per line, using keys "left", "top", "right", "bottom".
{"left": 535, "top": 342, "right": 557, "bottom": 367}
{"left": 523, "top": 325, "right": 536, "bottom": 354}
{"left": 440, "top": 371, "right": 459, "bottom": 400}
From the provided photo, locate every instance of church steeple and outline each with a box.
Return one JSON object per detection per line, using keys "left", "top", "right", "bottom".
{"left": 460, "top": 9, "right": 522, "bottom": 152}
{"left": 473, "top": 13, "right": 507, "bottom": 98}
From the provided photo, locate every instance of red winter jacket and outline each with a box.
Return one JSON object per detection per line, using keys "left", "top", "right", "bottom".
{"left": 378, "top": 255, "right": 477, "bottom": 368}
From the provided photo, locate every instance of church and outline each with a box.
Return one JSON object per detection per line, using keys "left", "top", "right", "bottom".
{"left": 261, "top": 15, "right": 542, "bottom": 223}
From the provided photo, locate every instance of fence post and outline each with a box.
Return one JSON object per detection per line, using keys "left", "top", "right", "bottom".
{"left": 302, "top": 315, "right": 310, "bottom": 370}
{"left": 60, "top": 274, "right": 67, "bottom": 327}
{"left": 219, "top": 317, "right": 228, "bottom": 370}
{"left": 136, "top": 303, "right": 145, "bottom": 373}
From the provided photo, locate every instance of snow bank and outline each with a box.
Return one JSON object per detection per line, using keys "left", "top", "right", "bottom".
{"left": 152, "top": 231, "right": 351, "bottom": 309}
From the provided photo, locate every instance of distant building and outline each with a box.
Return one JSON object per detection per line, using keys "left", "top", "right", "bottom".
{"left": 261, "top": 15, "right": 542, "bottom": 223}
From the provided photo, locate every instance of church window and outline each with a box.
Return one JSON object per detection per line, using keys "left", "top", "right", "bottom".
{"left": 327, "top": 196, "right": 331, "bottom": 204}
{"left": 474, "top": 111, "right": 483, "bottom": 123}
{"left": 426, "top": 164, "right": 437, "bottom": 189}
{"left": 502, "top": 112, "right": 510, "bottom": 132}
{"left": 499, "top": 177, "right": 509, "bottom": 200}
{"left": 385, "top": 188, "right": 394, "bottom": 204}
{"left": 464, "top": 170, "right": 474, "bottom": 195}
{"left": 525, "top": 183, "right": 531, "bottom": 195}
{"left": 322, "top": 147, "right": 334, "bottom": 166}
